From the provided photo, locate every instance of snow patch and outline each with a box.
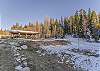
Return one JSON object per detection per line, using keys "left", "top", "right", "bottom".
{"left": 41, "top": 37, "right": 100, "bottom": 71}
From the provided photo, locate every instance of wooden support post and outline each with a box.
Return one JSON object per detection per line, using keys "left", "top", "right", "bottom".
{"left": 26, "top": 34, "right": 27, "bottom": 39}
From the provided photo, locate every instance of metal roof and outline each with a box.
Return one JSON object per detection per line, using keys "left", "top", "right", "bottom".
{"left": 9, "top": 30, "right": 40, "bottom": 34}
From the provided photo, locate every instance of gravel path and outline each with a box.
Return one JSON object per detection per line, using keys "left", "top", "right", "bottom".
{"left": 0, "top": 44, "right": 15, "bottom": 71}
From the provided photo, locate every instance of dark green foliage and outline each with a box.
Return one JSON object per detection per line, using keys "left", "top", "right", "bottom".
{"left": 63, "top": 18, "right": 70, "bottom": 35}
{"left": 47, "top": 8, "right": 100, "bottom": 41}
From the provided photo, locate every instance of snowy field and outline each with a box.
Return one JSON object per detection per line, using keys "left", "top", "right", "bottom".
{"left": 41, "top": 36, "right": 100, "bottom": 71}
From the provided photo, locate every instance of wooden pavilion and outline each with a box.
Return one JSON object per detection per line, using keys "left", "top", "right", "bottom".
{"left": 9, "top": 30, "right": 40, "bottom": 39}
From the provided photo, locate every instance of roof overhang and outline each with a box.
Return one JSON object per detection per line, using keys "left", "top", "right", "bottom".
{"left": 8, "top": 30, "right": 40, "bottom": 34}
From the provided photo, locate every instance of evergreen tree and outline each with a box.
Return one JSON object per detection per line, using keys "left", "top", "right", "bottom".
{"left": 87, "top": 8, "right": 93, "bottom": 36}
{"left": 69, "top": 16, "right": 75, "bottom": 34}
{"left": 36, "top": 21, "right": 39, "bottom": 32}
{"left": 49, "top": 19, "right": 53, "bottom": 37}
{"left": 54, "top": 19, "right": 60, "bottom": 38}
{"left": 88, "top": 9, "right": 99, "bottom": 41}
{"left": 63, "top": 17, "right": 70, "bottom": 35}
{"left": 98, "top": 13, "right": 100, "bottom": 24}
{"left": 91, "top": 11, "right": 97, "bottom": 36}
{"left": 78, "top": 9, "right": 85, "bottom": 37}
{"left": 74, "top": 10, "right": 79, "bottom": 35}
{"left": 40, "top": 23, "right": 45, "bottom": 38}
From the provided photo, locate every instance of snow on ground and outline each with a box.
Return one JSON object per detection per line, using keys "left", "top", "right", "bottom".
{"left": 41, "top": 36, "right": 100, "bottom": 71}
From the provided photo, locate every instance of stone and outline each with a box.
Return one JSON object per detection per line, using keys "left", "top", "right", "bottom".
{"left": 23, "top": 62, "right": 28, "bottom": 66}
{"left": 15, "top": 65, "right": 23, "bottom": 71}
{"left": 22, "top": 67, "right": 30, "bottom": 71}
{"left": 21, "top": 57, "right": 27, "bottom": 61}
{"left": 21, "top": 45, "right": 28, "bottom": 49}
{"left": 14, "top": 53, "right": 20, "bottom": 57}
{"left": 15, "top": 56, "right": 21, "bottom": 62}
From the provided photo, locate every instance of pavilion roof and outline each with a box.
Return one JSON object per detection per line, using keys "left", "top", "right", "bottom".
{"left": 9, "top": 30, "right": 40, "bottom": 34}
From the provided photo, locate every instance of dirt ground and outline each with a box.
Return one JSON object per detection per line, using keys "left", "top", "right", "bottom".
{"left": 0, "top": 43, "right": 15, "bottom": 71}
{"left": 0, "top": 39, "right": 84, "bottom": 71}
{"left": 19, "top": 40, "right": 84, "bottom": 71}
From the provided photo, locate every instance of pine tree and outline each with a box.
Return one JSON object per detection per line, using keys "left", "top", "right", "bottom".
{"left": 78, "top": 9, "right": 85, "bottom": 37}
{"left": 59, "top": 17, "right": 69, "bottom": 38}
{"left": 40, "top": 23, "right": 45, "bottom": 38}
{"left": 63, "top": 17, "right": 70, "bottom": 35}
{"left": 88, "top": 10, "right": 99, "bottom": 41}
{"left": 54, "top": 19, "right": 60, "bottom": 38}
{"left": 69, "top": 16, "right": 75, "bottom": 34}
{"left": 36, "top": 21, "right": 39, "bottom": 32}
{"left": 49, "top": 18, "right": 53, "bottom": 37}
{"left": 74, "top": 10, "right": 79, "bottom": 36}
{"left": 98, "top": 13, "right": 100, "bottom": 24}
{"left": 87, "top": 8, "right": 93, "bottom": 37}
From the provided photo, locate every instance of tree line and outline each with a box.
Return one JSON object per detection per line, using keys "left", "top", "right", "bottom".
{"left": 11, "top": 9, "right": 100, "bottom": 41}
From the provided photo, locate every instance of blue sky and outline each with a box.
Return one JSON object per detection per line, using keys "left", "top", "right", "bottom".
{"left": 0, "top": 0, "right": 100, "bottom": 29}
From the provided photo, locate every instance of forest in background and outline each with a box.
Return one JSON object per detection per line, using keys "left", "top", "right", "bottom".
{"left": 1, "top": 8, "right": 100, "bottom": 41}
